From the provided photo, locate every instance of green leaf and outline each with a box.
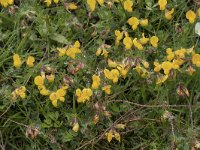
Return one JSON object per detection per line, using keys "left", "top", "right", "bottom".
{"left": 50, "top": 33, "right": 70, "bottom": 44}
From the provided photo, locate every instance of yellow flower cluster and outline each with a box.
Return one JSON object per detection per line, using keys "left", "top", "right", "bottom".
{"left": 186, "top": 10, "right": 197, "bottom": 24}
{"left": 49, "top": 88, "right": 67, "bottom": 107}
{"left": 158, "top": 0, "right": 175, "bottom": 20}
{"left": 34, "top": 71, "right": 69, "bottom": 107}
{"left": 104, "top": 69, "right": 120, "bottom": 83}
{"left": 123, "top": 0, "right": 133, "bottom": 12}
{"left": 65, "top": 3, "right": 78, "bottom": 10}
{"left": 127, "top": 17, "right": 148, "bottom": 30}
{"left": 102, "top": 85, "right": 111, "bottom": 94}
{"left": 192, "top": 53, "right": 200, "bottom": 67}
{"left": 96, "top": 48, "right": 109, "bottom": 58}
{"left": 154, "top": 46, "right": 200, "bottom": 84}
{"left": 92, "top": 75, "right": 100, "bottom": 89}
{"left": 57, "top": 41, "right": 81, "bottom": 59}
{"left": 12, "top": 86, "right": 26, "bottom": 100}
{"left": 105, "top": 130, "right": 121, "bottom": 142}
{"left": 121, "top": 32, "right": 159, "bottom": 50}
{"left": 87, "top": 0, "right": 104, "bottom": 12}
{"left": 158, "top": 0, "right": 167, "bottom": 10}
{"left": 75, "top": 88, "right": 93, "bottom": 103}
{"left": 0, "top": 0, "right": 13, "bottom": 7}
{"left": 115, "top": 30, "right": 123, "bottom": 46}
{"left": 13, "top": 54, "right": 35, "bottom": 68}
{"left": 34, "top": 75, "right": 50, "bottom": 96}
{"left": 44, "top": 0, "right": 58, "bottom": 7}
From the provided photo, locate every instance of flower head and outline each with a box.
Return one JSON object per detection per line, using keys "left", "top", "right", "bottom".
{"left": 66, "top": 41, "right": 81, "bottom": 59}
{"left": 49, "top": 88, "right": 66, "bottom": 107}
{"left": 34, "top": 76, "right": 45, "bottom": 86}
{"left": 140, "top": 19, "right": 148, "bottom": 26}
{"left": 0, "top": 0, "right": 14, "bottom": 7}
{"left": 150, "top": 36, "right": 159, "bottom": 48}
{"left": 76, "top": 88, "right": 93, "bottom": 103}
{"left": 13, "top": 86, "right": 26, "bottom": 99}
{"left": 92, "top": 75, "right": 100, "bottom": 89}
{"left": 102, "top": 85, "right": 111, "bottom": 94}
{"left": 26, "top": 56, "right": 35, "bottom": 67}
{"left": 124, "top": 0, "right": 133, "bottom": 12}
{"left": 104, "top": 69, "right": 120, "bottom": 83}
{"left": 87, "top": 0, "right": 96, "bottom": 12}
{"left": 186, "top": 10, "right": 196, "bottom": 24}
{"left": 133, "top": 38, "right": 143, "bottom": 50}
{"left": 13, "top": 54, "right": 22, "bottom": 68}
{"left": 123, "top": 34, "right": 133, "bottom": 50}
{"left": 165, "top": 8, "right": 174, "bottom": 20}
{"left": 128, "top": 17, "right": 139, "bottom": 30}
{"left": 139, "top": 33, "right": 149, "bottom": 45}
{"left": 158, "top": 0, "right": 167, "bottom": 11}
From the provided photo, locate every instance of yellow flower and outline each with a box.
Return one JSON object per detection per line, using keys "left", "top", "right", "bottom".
{"left": 57, "top": 48, "right": 66, "bottom": 57}
{"left": 87, "top": 0, "right": 96, "bottom": 12}
{"left": 139, "top": 33, "right": 149, "bottom": 45}
{"left": 44, "top": 0, "right": 51, "bottom": 6}
{"left": 142, "top": 61, "right": 149, "bottom": 69}
{"left": 133, "top": 38, "right": 143, "bottom": 50}
{"left": 115, "top": 124, "right": 126, "bottom": 129}
{"left": 175, "top": 48, "right": 186, "bottom": 59}
{"left": 39, "top": 86, "right": 50, "bottom": 96}
{"left": 124, "top": 0, "right": 133, "bottom": 12}
{"left": 26, "top": 56, "right": 35, "bottom": 67}
{"left": 117, "top": 64, "right": 129, "bottom": 79}
{"left": 115, "top": 30, "right": 123, "bottom": 45}
{"left": 162, "top": 61, "right": 173, "bottom": 75}
{"left": 0, "top": 0, "right": 13, "bottom": 7}
{"left": 67, "top": 3, "right": 78, "bottom": 10}
{"left": 66, "top": 41, "right": 81, "bottom": 59}
{"left": 150, "top": 36, "right": 159, "bottom": 48}
{"left": 72, "top": 122, "right": 79, "bottom": 132}
{"left": 53, "top": 0, "right": 59, "bottom": 4}
{"left": 127, "top": 17, "right": 139, "bottom": 30}
{"left": 166, "top": 48, "right": 174, "bottom": 61}
{"left": 192, "top": 53, "right": 200, "bottom": 67}
{"left": 165, "top": 8, "right": 174, "bottom": 20}
{"left": 156, "top": 75, "right": 168, "bottom": 85}
{"left": 104, "top": 69, "right": 120, "bottom": 83}
{"left": 102, "top": 85, "right": 111, "bottom": 95}
{"left": 154, "top": 62, "right": 162, "bottom": 72}
{"left": 49, "top": 88, "right": 66, "bottom": 107}
{"left": 34, "top": 76, "right": 44, "bottom": 86}
{"left": 105, "top": 130, "right": 114, "bottom": 142}
{"left": 13, "top": 54, "right": 22, "bottom": 68}
{"left": 14, "top": 86, "right": 26, "bottom": 99}
{"left": 140, "top": 19, "right": 148, "bottom": 26}
{"left": 75, "top": 88, "right": 93, "bottom": 103}
{"left": 46, "top": 74, "right": 55, "bottom": 82}
{"left": 114, "top": 131, "right": 121, "bottom": 142}
{"left": 92, "top": 75, "right": 100, "bottom": 89}
{"left": 108, "top": 59, "right": 118, "bottom": 68}
{"left": 101, "top": 49, "right": 109, "bottom": 58}
{"left": 158, "top": 0, "right": 167, "bottom": 11}
{"left": 96, "top": 48, "right": 102, "bottom": 56}
{"left": 123, "top": 34, "right": 133, "bottom": 50}
{"left": 172, "top": 60, "right": 180, "bottom": 69}
{"left": 186, "top": 10, "right": 196, "bottom": 24}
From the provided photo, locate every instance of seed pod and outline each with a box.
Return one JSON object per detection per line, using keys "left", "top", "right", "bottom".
{"left": 176, "top": 84, "right": 190, "bottom": 97}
